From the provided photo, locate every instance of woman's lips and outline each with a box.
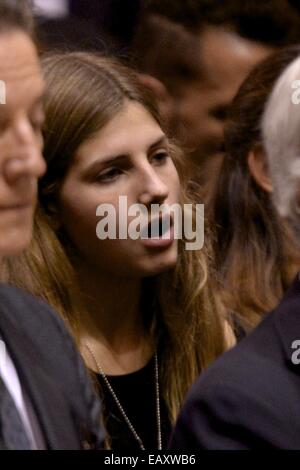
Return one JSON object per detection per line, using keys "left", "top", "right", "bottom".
{"left": 140, "top": 216, "right": 175, "bottom": 248}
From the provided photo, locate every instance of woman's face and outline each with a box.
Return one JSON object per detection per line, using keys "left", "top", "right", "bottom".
{"left": 58, "top": 101, "right": 181, "bottom": 278}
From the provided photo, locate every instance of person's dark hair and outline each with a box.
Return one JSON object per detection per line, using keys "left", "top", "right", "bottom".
{"left": 141, "top": 0, "right": 300, "bottom": 46}
{"left": 133, "top": 0, "right": 300, "bottom": 95}
{"left": 0, "top": 0, "right": 34, "bottom": 36}
{"left": 210, "top": 45, "right": 300, "bottom": 330}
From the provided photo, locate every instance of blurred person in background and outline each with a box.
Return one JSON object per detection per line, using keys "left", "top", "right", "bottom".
{"left": 209, "top": 46, "right": 300, "bottom": 334}
{"left": 33, "top": 0, "right": 111, "bottom": 52}
{"left": 170, "top": 52, "right": 300, "bottom": 449}
{"left": 33, "top": 0, "right": 142, "bottom": 54}
{"left": 133, "top": 0, "right": 300, "bottom": 191}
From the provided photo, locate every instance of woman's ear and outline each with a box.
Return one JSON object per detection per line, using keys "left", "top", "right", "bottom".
{"left": 137, "top": 73, "right": 173, "bottom": 121}
{"left": 247, "top": 143, "right": 273, "bottom": 193}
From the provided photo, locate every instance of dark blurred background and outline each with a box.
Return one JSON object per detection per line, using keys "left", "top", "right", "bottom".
{"left": 33, "top": 0, "right": 143, "bottom": 54}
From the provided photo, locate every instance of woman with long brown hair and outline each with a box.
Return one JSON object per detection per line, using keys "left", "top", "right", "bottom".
{"left": 209, "top": 45, "right": 300, "bottom": 333}
{"left": 2, "top": 52, "right": 232, "bottom": 449}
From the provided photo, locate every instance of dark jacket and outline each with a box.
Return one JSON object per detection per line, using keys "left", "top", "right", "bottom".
{"left": 0, "top": 283, "right": 104, "bottom": 450}
{"left": 170, "top": 274, "right": 300, "bottom": 449}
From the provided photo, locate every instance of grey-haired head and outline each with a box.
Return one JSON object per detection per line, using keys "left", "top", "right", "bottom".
{"left": 262, "top": 53, "right": 300, "bottom": 238}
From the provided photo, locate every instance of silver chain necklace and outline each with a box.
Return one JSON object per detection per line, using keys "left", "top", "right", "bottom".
{"left": 85, "top": 343, "right": 162, "bottom": 450}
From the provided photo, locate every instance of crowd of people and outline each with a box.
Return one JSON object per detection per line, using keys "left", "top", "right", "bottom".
{"left": 1, "top": 0, "right": 300, "bottom": 450}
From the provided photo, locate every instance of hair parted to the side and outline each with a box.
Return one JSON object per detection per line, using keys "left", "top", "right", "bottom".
{"left": 209, "top": 46, "right": 300, "bottom": 331}
{"left": 0, "top": 0, "right": 34, "bottom": 36}
{"left": 0, "top": 52, "right": 228, "bottom": 425}
{"left": 262, "top": 53, "right": 300, "bottom": 231}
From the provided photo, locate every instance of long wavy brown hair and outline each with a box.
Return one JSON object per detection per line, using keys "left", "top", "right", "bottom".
{"left": 1, "top": 52, "right": 228, "bottom": 425}
{"left": 209, "top": 45, "right": 300, "bottom": 331}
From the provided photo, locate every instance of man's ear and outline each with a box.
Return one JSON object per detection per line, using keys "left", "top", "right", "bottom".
{"left": 137, "top": 73, "right": 173, "bottom": 120}
{"left": 247, "top": 143, "right": 273, "bottom": 193}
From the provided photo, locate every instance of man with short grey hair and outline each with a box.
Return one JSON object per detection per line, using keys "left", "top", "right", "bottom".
{"left": 262, "top": 56, "right": 300, "bottom": 242}
{"left": 0, "top": 0, "right": 104, "bottom": 449}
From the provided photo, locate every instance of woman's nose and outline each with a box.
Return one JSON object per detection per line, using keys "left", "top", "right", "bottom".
{"left": 137, "top": 165, "right": 169, "bottom": 206}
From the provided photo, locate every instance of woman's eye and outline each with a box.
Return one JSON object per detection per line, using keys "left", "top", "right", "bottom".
{"left": 96, "top": 168, "right": 122, "bottom": 182}
{"left": 151, "top": 151, "right": 169, "bottom": 165}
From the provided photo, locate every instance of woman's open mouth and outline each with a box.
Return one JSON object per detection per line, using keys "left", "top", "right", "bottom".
{"left": 140, "top": 214, "right": 175, "bottom": 248}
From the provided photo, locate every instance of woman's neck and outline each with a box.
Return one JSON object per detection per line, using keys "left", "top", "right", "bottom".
{"left": 75, "top": 261, "right": 154, "bottom": 374}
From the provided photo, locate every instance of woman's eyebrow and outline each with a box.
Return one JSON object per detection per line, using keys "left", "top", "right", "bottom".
{"left": 88, "top": 154, "right": 127, "bottom": 169}
{"left": 82, "top": 155, "right": 127, "bottom": 177}
{"left": 148, "top": 135, "right": 168, "bottom": 151}
{"left": 81, "top": 136, "right": 168, "bottom": 175}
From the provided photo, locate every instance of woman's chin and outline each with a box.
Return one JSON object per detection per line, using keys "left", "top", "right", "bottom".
{"left": 141, "top": 245, "right": 178, "bottom": 277}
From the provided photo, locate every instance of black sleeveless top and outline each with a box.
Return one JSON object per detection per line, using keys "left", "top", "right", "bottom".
{"left": 96, "top": 356, "right": 172, "bottom": 450}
